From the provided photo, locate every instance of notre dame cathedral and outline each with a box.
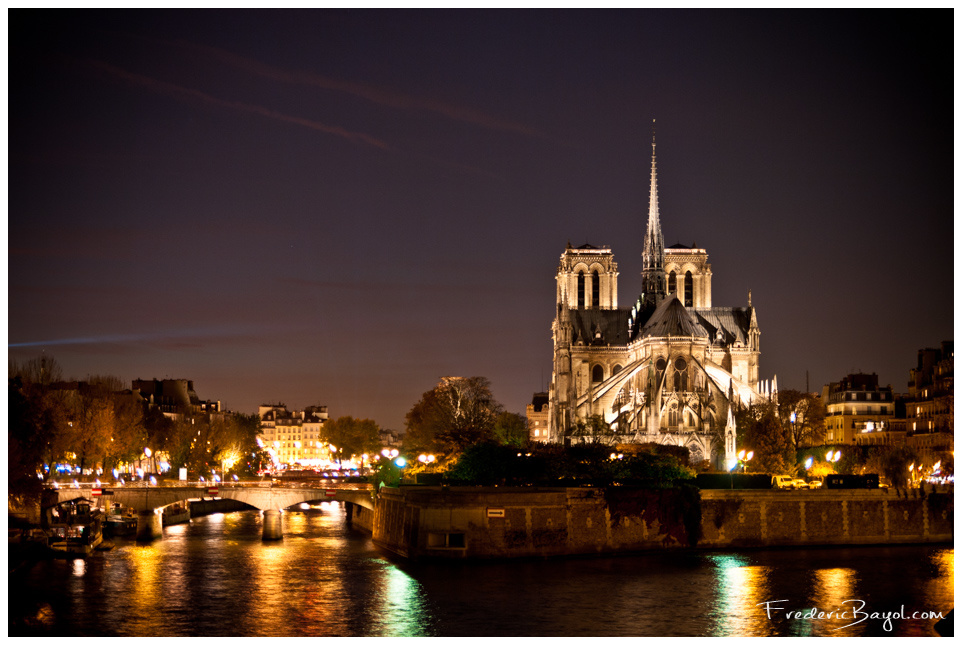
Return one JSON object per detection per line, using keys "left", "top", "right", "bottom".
{"left": 546, "top": 128, "right": 774, "bottom": 467}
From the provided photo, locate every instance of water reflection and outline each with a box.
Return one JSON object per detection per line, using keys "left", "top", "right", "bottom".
{"left": 371, "top": 563, "right": 430, "bottom": 636}
{"left": 802, "top": 567, "right": 858, "bottom": 636}
{"left": 9, "top": 509, "right": 952, "bottom": 637}
{"left": 924, "top": 548, "right": 954, "bottom": 609}
{"left": 125, "top": 543, "right": 165, "bottom": 633}
{"left": 707, "top": 554, "right": 776, "bottom": 636}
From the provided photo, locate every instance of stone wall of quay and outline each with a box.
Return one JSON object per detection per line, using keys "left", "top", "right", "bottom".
{"left": 698, "top": 489, "right": 952, "bottom": 547}
{"left": 349, "top": 501, "right": 375, "bottom": 533}
{"left": 370, "top": 486, "right": 953, "bottom": 560}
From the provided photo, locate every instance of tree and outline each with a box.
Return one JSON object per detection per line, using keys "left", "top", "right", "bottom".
{"left": 9, "top": 376, "right": 44, "bottom": 503}
{"left": 67, "top": 376, "right": 127, "bottom": 473}
{"left": 226, "top": 413, "right": 266, "bottom": 475}
{"left": 862, "top": 445, "right": 920, "bottom": 489}
{"left": 143, "top": 406, "right": 175, "bottom": 463}
{"left": 492, "top": 411, "right": 528, "bottom": 447}
{"left": 737, "top": 401, "right": 794, "bottom": 474}
{"left": 777, "top": 389, "right": 826, "bottom": 451}
{"left": 9, "top": 356, "right": 71, "bottom": 480}
{"left": 320, "top": 416, "right": 381, "bottom": 462}
{"left": 97, "top": 388, "right": 147, "bottom": 474}
{"left": 404, "top": 377, "right": 504, "bottom": 455}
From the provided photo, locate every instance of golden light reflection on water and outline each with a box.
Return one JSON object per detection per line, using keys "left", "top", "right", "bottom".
{"left": 246, "top": 521, "right": 294, "bottom": 630}
{"left": 708, "top": 554, "right": 775, "bottom": 637}
{"left": 126, "top": 540, "right": 164, "bottom": 629}
{"left": 804, "top": 567, "right": 859, "bottom": 636}
{"left": 923, "top": 548, "right": 954, "bottom": 613}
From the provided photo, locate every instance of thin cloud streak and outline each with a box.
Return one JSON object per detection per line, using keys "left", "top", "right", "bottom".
{"left": 9, "top": 323, "right": 305, "bottom": 349}
{"left": 81, "top": 59, "right": 391, "bottom": 150}
{"left": 157, "top": 37, "right": 547, "bottom": 139}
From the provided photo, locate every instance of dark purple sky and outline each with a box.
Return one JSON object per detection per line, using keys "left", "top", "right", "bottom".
{"left": 8, "top": 10, "right": 953, "bottom": 430}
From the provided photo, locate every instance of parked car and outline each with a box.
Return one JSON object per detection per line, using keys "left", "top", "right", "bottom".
{"left": 793, "top": 478, "right": 810, "bottom": 489}
{"left": 808, "top": 479, "right": 823, "bottom": 489}
{"left": 772, "top": 475, "right": 795, "bottom": 490}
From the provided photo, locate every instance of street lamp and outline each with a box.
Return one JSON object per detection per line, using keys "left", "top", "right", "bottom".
{"left": 729, "top": 451, "right": 753, "bottom": 488}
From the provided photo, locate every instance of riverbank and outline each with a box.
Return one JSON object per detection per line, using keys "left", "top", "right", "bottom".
{"left": 370, "top": 486, "right": 953, "bottom": 560}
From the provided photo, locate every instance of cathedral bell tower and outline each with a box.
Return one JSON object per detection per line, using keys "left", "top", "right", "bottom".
{"left": 641, "top": 120, "right": 667, "bottom": 308}
{"left": 555, "top": 242, "right": 619, "bottom": 310}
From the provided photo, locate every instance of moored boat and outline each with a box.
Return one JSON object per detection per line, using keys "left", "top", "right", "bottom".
{"left": 162, "top": 502, "right": 190, "bottom": 526}
{"left": 103, "top": 511, "right": 138, "bottom": 538}
{"left": 46, "top": 501, "right": 103, "bottom": 556}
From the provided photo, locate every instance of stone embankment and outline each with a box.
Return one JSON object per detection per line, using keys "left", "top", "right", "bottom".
{"left": 366, "top": 486, "right": 952, "bottom": 560}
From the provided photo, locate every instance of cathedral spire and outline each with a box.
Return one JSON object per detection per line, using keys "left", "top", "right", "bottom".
{"left": 642, "top": 118, "right": 666, "bottom": 307}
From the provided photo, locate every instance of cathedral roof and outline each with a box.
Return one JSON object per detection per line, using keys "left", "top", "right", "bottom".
{"left": 692, "top": 307, "right": 752, "bottom": 345}
{"left": 640, "top": 295, "right": 709, "bottom": 338}
{"left": 569, "top": 308, "right": 630, "bottom": 345}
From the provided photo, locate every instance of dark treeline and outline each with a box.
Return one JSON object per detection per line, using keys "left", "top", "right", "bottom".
{"left": 9, "top": 356, "right": 268, "bottom": 504}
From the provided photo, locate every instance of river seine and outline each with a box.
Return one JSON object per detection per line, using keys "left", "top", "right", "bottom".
{"left": 10, "top": 504, "right": 953, "bottom": 637}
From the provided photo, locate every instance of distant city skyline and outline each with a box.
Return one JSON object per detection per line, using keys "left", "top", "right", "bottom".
{"left": 8, "top": 10, "right": 953, "bottom": 430}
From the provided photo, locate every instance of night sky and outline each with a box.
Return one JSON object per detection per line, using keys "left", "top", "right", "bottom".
{"left": 8, "top": 10, "right": 954, "bottom": 431}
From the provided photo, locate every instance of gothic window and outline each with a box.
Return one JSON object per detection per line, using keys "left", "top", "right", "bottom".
{"left": 673, "top": 358, "right": 688, "bottom": 391}
{"left": 668, "top": 270, "right": 677, "bottom": 295}
{"left": 577, "top": 271, "right": 585, "bottom": 309}
{"left": 612, "top": 364, "right": 623, "bottom": 375}
{"left": 668, "top": 403, "right": 679, "bottom": 427}
{"left": 592, "top": 364, "right": 604, "bottom": 383}
{"left": 592, "top": 270, "right": 600, "bottom": 309}
{"left": 685, "top": 271, "right": 693, "bottom": 307}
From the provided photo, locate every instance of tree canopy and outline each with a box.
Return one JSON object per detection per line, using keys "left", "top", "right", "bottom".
{"left": 776, "top": 389, "right": 827, "bottom": 451}
{"left": 403, "top": 376, "right": 504, "bottom": 456}
{"left": 736, "top": 400, "right": 795, "bottom": 474}
{"left": 320, "top": 416, "right": 381, "bottom": 461}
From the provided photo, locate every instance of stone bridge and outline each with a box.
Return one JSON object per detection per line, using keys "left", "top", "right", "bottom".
{"left": 46, "top": 484, "right": 374, "bottom": 541}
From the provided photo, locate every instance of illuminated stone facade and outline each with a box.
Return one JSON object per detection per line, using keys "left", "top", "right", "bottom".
{"left": 526, "top": 392, "right": 550, "bottom": 443}
{"left": 906, "top": 342, "right": 953, "bottom": 436}
{"left": 258, "top": 404, "right": 329, "bottom": 466}
{"left": 546, "top": 130, "right": 768, "bottom": 467}
{"left": 823, "top": 373, "right": 895, "bottom": 446}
